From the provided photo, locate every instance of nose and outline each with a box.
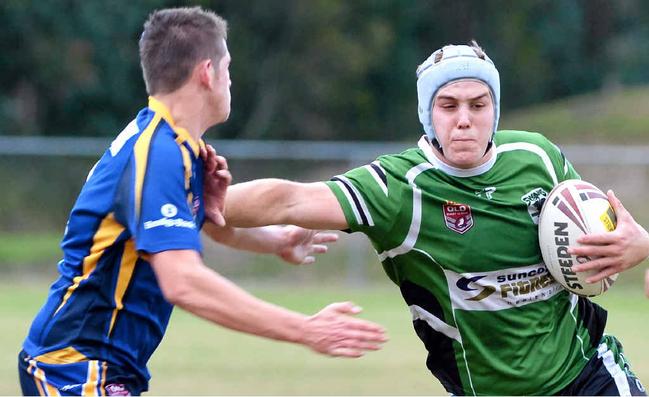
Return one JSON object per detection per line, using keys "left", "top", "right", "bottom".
{"left": 456, "top": 106, "right": 471, "bottom": 129}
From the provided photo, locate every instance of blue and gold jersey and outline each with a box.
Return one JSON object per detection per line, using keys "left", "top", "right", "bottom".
{"left": 23, "top": 97, "right": 206, "bottom": 391}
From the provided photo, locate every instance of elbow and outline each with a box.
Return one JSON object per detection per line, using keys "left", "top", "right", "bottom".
{"left": 158, "top": 268, "right": 195, "bottom": 307}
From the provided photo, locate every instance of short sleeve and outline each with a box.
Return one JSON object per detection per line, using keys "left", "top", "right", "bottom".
{"left": 325, "top": 158, "right": 401, "bottom": 241}
{"left": 550, "top": 142, "right": 581, "bottom": 182}
{"left": 129, "top": 134, "right": 201, "bottom": 254}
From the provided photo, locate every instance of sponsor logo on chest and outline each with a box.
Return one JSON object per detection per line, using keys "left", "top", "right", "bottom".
{"left": 445, "top": 264, "right": 562, "bottom": 311}
{"left": 442, "top": 201, "right": 474, "bottom": 234}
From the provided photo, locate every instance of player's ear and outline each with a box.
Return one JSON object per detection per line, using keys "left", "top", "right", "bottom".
{"left": 196, "top": 59, "right": 214, "bottom": 89}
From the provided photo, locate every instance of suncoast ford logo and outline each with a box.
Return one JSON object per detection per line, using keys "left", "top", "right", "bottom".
{"left": 456, "top": 267, "right": 553, "bottom": 302}
{"left": 446, "top": 264, "right": 562, "bottom": 311}
{"left": 456, "top": 275, "right": 496, "bottom": 301}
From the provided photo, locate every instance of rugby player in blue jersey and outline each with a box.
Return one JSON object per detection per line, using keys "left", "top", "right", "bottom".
{"left": 18, "top": 7, "right": 386, "bottom": 396}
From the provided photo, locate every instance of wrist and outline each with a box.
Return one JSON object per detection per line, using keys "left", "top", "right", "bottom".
{"left": 271, "top": 225, "right": 290, "bottom": 256}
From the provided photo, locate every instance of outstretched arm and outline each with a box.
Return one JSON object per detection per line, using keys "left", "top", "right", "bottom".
{"left": 150, "top": 250, "right": 386, "bottom": 357}
{"left": 224, "top": 179, "right": 349, "bottom": 230}
{"left": 569, "top": 190, "right": 649, "bottom": 283}
{"left": 203, "top": 222, "right": 338, "bottom": 265}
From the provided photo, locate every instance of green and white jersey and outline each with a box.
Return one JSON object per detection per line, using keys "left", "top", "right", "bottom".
{"left": 325, "top": 130, "right": 608, "bottom": 396}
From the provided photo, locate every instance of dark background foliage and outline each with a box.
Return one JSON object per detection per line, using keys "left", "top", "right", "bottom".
{"left": 2, "top": 0, "right": 649, "bottom": 140}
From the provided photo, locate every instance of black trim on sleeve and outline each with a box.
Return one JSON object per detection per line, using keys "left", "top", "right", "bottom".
{"left": 370, "top": 162, "right": 387, "bottom": 186}
{"left": 331, "top": 176, "right": 369, "bottom": 226}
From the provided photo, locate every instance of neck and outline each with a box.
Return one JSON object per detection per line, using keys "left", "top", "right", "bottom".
{"left": 153, "top": 88, "right": 209, "bottom": 142}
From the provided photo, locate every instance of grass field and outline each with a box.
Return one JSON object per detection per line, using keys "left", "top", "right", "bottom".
{"left": 1, "top": 274, "right": 648, "bottom": 395}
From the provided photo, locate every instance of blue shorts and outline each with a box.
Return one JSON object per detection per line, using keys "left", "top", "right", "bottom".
{"left": 557, "top": 335, "right": 646, "bottom": 396}
{"left": 18, "top": 350, "right": 143, "bottom": 396}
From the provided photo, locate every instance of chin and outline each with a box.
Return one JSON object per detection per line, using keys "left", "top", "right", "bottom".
{"left": 447, "top": 154, "right": 483, "bottom": 169}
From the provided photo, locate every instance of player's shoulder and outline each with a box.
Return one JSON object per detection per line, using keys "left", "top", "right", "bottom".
{"left": 495, "top": 130, "right": 560, "bottom": 153}
{"left": 374, "top": 147, "right": 427, "bottom": 174}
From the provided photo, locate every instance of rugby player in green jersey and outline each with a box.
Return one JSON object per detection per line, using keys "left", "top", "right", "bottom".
{"left": 214, "top": 41, "right": 649, "bottom": 395}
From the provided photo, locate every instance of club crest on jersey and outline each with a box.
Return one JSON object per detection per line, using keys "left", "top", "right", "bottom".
{"left": 521, "top": 187, "right": 548, "bottom": 224}
{"left": 443, "top": 201, "right": 474, "bottom": 234}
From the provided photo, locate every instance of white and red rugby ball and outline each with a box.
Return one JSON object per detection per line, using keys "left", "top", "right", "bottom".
{"left": 538, "top": 179, "right": 618, "bottom": 296}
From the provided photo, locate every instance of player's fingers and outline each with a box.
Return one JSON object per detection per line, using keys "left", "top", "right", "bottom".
{"left": 212, "top": 212, "right": 226, "bottom": 227}
{"left": 342, "top": 327, "right": 388, "bottom": 342}
{"left": 572, "top": 257, "right": 613, "bottom": 273}
{"left": 328, "top": 337, "right": 384, "bottom": 353}
{"left": 585, "top": 266, "right": 618, "bottom": 284}
{"left": 341, "top": 318, "right": 387, "bottom": 336}
{"left": 301, "top": 256, "right": 315, "bottom": 265}
{"left": 326, "top": 347, "right": 364, "bottom": 358}
{"left": 216, "top": 169, "right": 232, "bottom": 184}
{"left": 325, "top": 301, "right": 361, "bottom": 315}
{"left": 576, "top": 232, "right": 617, "bottom": 245}
{"left": 607, "top": 190, "right": 630, "bottom": 219}
{"left": 313, "top": 232, "right": 339, "bottom": 244}
{"left": 215, "top": 155, "right": 229, "bottom": 171}
{"left": 309, "top": 244, "right": 328, "bottom": 254}
{"left": 569, "top": 244, "right": 616, "bottom": 259}
{"left": 644, "top": 269, "right": 649, "bottom": 298}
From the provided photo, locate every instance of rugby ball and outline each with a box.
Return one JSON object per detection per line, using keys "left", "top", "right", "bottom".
{"left": 538, "top": 179, "right": 618, "bottom": 296}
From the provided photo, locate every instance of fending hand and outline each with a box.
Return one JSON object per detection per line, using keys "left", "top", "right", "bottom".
{"left": 277, "top": 226, "right": 339, "bottom": 265}
{"left": 300, "top": 302, "right": 387, "bottom": 358}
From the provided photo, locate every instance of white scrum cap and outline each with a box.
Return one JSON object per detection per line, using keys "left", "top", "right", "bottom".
{"left": 416, "top": 44, "right": 500, "bottom": 144}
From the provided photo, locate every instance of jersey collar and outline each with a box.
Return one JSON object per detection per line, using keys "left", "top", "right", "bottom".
{"left": 148, "top": 96, "right": 203, "bottom": 157}
{"left": 417, "top": 135, "right": 497, "bottom": 177}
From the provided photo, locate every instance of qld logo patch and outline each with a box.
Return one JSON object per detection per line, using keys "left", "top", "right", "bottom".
{"left": 443, "top": 201, "right": 474, "bottom": 234}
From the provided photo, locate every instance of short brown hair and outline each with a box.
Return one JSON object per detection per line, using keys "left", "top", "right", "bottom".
{"left": 139, "top": 7, "right": 228, "bottom": 95}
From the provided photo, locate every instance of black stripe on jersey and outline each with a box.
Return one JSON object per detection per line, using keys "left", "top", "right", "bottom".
{"left": 331, "top": 176, "right": 369, "bottom": 226}
{"left": 400, "top": 281, "right": 463, "bottom": 395}
{"left": 370, "top": 162, "right": 387, "bottom": 185}
{"left": 576, "top": 296, "right": 608, "bottom": 348}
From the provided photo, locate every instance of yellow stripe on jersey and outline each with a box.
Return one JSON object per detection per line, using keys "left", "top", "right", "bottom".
{"left": 27, "top": 361, "right": 46, "bottom": 396}
{"left": 148, "top": 96, "right": 200, "bottom": 156}
{"left": 34, "top": 346, "right": 87, "bottom": 364}
{"left": 30, "top": 361, "right": 60, "bottom": 396}
{"left": 100, "top": 362, "right": 107, "bottom": 396}
{"left": 133, "top": 113, "right": 162, "bottom": 221}
{"left": 178, "top": 143, "right": 193, "bottom": 190}
{"left": 83, "top": 360, "right": 99, "bottom": 396}
{"left": 108, "top": 239, "right": 138, "bottom": 336}
{"left": 55, "top": 213, "right": 125, "bottom": 316}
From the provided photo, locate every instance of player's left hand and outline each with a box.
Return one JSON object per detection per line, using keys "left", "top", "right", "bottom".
{"left": 201, "top": 143, "right": 231, "bottom": 227}
{"left": 570, "top": 190, "right": 649, "bottom": 283}
{"left": 277, "top": 225, "right": 338, "bottom": 265}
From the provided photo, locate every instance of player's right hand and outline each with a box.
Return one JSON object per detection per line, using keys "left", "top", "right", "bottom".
{"left": 300, "top": 302, "right": 387, "bottom": 358}
{"left": 201, "top": 144, "right": 231, "bottom": 226}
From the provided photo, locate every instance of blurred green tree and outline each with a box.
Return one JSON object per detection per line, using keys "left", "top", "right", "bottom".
{"left": 1, "top": 0, "right": 648, "bottom": 140}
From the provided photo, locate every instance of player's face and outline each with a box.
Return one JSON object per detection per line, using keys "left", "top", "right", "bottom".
{"left": 211, "top": 39, "right": 232, "bottom": 123}
{"left": 431, "top": 80, "right": 495, "bottom": 169}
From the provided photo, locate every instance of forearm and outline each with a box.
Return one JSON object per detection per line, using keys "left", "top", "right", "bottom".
{"left": 225, "top": 179, "right": 347, "bottom": 230}
{"left": 180, "top": 266, "right": 306, "bottom": 342}
{"left": 152, "top": 250, "right": 386, "bottom": 357}
{"left": 203, "top": 222, "right": 286, "bottom": 254}
{"left": 225, "top": 179, "right": 299, "bottom": 227}
{"left": 161, "top": 254, "right": 305, "bottom": 343}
